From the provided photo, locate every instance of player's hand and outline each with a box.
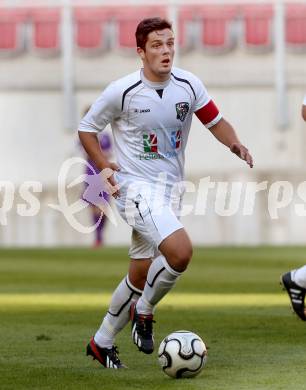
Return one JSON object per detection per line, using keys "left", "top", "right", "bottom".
{"left": 101, "top": 163, "right": 121, "bottom": 198}
{"left": 230, "top": 143, "right": 254, "bottom": 168}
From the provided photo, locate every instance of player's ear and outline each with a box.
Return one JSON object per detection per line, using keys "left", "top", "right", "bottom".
{"left": 137, "top": 47, "right": 145, "bottom": 60}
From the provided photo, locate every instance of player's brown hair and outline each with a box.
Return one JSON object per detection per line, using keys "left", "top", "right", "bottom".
{"left": 135, "top": 17, "right": 173, "bottom": 50}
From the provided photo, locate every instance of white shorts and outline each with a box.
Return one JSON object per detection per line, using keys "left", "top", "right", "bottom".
{"left": 115, "top": 190, "right": 183, "bottom": 259}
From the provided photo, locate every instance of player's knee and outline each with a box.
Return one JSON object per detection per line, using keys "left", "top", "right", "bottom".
{"left": 169, "top": 246, "right": 193, "bottom": 272}
{"left": 179, "top": 247, "right": 193, "bottom": 270}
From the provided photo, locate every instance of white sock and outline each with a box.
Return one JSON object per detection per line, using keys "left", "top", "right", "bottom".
{"left": 94, "top": 275, "right": 142, "bottom": 348}
{"left": 292, "top": 265, "right": 306, "bottom": 289}
{"left": 136, "top": 255, "right": 181, "bottom": 315}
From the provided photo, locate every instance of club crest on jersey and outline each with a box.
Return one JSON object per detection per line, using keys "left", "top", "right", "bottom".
{"left": 175, "top": 102, "right": 189, "bottom": 122}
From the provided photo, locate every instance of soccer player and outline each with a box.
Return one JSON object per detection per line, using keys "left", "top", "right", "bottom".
{"left": 281, "top": 94, "right": 306, "bottom": 322}
{"left": 78, "top": 17, "right": 253, "bottom": 368}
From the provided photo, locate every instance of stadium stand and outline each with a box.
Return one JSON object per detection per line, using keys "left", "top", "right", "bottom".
{"left": 241, "top": 4, "right": 274, "bottom": 50}
{"left": 286, "top": 3, "right": 306, "bottom": 49}
{"left": 197, "top": 5, "right": 239, "bottom": 51}
{"left": 113, "top": 6, "right": 166, "bottom": 49}
{"left": 30, "top": 8, "right": 60, "bottom": 52}
{"left": 74, "top": 6, "right": 110, "bottom": 52}
{"left": 0, "top": 7, "right": 27, "bottom": 53}
{"left": 1, "top": 4, "right": 306, "bottom": 55}
{"left": 177, "top": 6, "right": 196, "bottom": 50}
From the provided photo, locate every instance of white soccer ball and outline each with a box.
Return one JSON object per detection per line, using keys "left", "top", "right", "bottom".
{"left": 158, "top": 330, "right": 207, "bottom": 379}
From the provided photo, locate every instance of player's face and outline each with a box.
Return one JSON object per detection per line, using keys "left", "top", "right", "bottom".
{"left": 138, "top": 28, "right": 175, "bottom": 82}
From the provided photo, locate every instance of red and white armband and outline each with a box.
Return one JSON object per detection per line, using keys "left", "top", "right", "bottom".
{"left": 195, "top": 100, "right": 222, "bottom": 128}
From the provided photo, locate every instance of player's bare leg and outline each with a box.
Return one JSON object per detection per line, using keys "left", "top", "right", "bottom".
{"left": 128, "top": 258, "right": 152, "bottom": 290}
{"left": 91, "top": 205, "right": 106, "bottom": 247}
{"left": 131, "top": 228, "right": 192, "bottom": 353}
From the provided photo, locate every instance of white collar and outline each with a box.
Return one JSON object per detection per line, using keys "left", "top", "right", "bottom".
{"left": 140, "top": 69, "right": 170, "bottom": 89}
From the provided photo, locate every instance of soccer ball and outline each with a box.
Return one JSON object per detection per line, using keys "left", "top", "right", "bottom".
{"left": 158, "top": 330, "right": 207, "bottom": 378}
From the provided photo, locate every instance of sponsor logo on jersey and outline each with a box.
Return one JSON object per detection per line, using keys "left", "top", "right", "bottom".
{"left": 171, "top": 130, "right": 182, "bottom": 149}
{"left": 138, "top": 131, "right": 179, "bottom": 160}
{"left": 138, "top": 151, "right": 178, "bottom": 160}
{"left": 134, "top": 108, "right": 151, "bottom": 113}
{"left": 139, "top": 152, "right": 163, "bottom": 160}
{"left": 175, "top": 102, "right": 189, "bottom": 122}
{"left": 143, "top": 133, "right": 158, "bottom": 153}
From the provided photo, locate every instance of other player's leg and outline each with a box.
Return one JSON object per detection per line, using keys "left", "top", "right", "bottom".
{"left": 91, "top": 205, "right": 105, "bottom": 247}
{"left": 281, "top": 266, "right": 306, "bottom": 321}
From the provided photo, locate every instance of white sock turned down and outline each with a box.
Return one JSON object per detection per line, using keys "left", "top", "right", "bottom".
{"left": 94, "top": 275, "right": 142, "bottom": 349}
{"left": 136, "top": 255, "right": 182, "bottom": 315}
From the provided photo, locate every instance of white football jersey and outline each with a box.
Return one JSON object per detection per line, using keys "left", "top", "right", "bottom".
{"left": 79, "top": 67, "right": 222, "bottom": 190}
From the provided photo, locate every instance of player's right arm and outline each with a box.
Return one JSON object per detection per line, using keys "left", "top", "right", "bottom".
{"left": 79, "top": 132, "right": 118, "bottom": 170}
{"left": 79, "top": 131, "right": 120, "bottom": 196}
{"left": 78, "top": 82, "right": 120, "bottom": 196}
{"left": 302, "top": 95, "right": 306, "bottom": 121}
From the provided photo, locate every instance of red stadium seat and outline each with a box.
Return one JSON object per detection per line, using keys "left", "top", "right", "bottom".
{"left": 114, "top": 7, "right": 167, "bottom": 49}
{"left": 178, "top": 6, "right": 196, "bottom": 50}
{"left": 30, "top": 8, "right": 60, "bottom": 51}
{"left": 286, "top": 4, "right": 306, "bottom": 48}
{"left": 242, "top": 4, "right": 274, "bottom": 49}
{"left": 0, "top": 8, "right": 27, "bottom": 53}
{"left": 74, "top": 7, "right": 110, "bottom": 51}
{"left": 197, "top": 5, "right": 238, "bottom": 51}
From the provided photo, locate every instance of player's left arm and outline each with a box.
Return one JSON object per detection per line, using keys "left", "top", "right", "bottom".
{"left": 302, "top": 95, "right": 306, "bottom": 121}
{"left": 191, "top": 73, "right": 253, "bottom": 168}
{"left": 210, "top": 118, "right": 253, "bottom": 168}
{"left": 195, "top": 103, "right": 253, "bottom": 168}
{"left": 303, "top": 106, "right": 306, "bottom": 121}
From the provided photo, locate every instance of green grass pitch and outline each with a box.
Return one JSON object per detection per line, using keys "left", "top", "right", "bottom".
{"left": 0, "top": 246, "right": 306, "bottom": 390}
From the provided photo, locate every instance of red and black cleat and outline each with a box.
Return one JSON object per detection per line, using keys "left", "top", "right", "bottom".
{"left": 86, "top": 337, "right": 127, "bottom": 368}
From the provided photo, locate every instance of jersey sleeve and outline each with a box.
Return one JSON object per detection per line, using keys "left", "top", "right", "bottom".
{"left": 192, "top": 74, "right": 222, "bottom": 129}
{"left": 303, "top": 95, "right": 306, "bottom": 105}
{"left": 191, "top": 74, "right": 211, "bottom": 112}
{"left": 78, "top": 82, "right": 120, "bottom": 133}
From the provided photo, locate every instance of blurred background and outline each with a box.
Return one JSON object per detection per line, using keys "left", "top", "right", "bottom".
{"left": 0, "top": 0, "right": 305, "bottom": 247}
